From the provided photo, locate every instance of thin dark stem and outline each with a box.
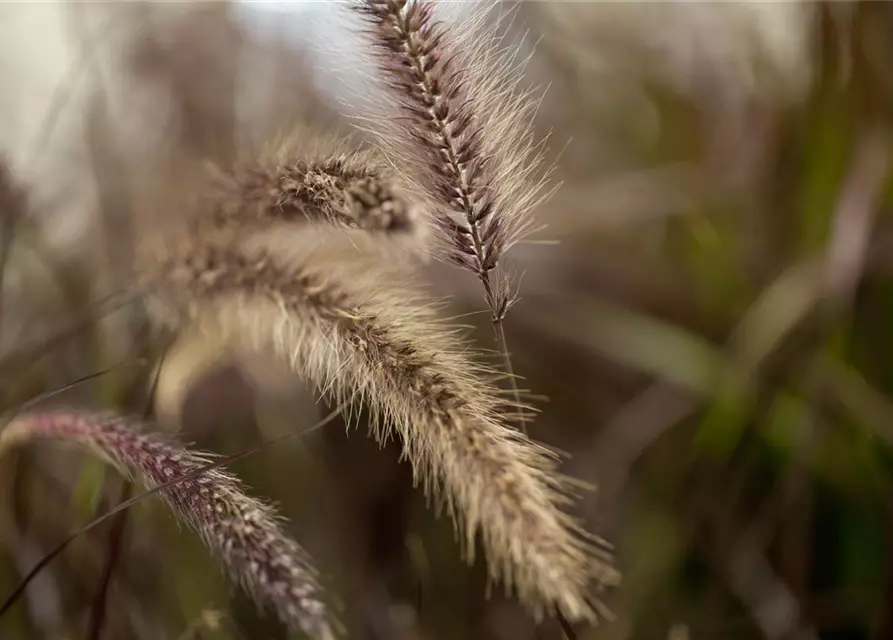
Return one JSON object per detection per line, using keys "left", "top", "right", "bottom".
{"left": 86, "top": 344, "right": 167, "bottom": 639}
{"left": 555, "top": 607, "right": 577, "bottom": 640}
{"left": 85, "top": 481, "right": 132, "bottom": 640}
{"left": 492, "top": 315, "right": 525, "bottom": 432}
{"left": 1, "top": 361, "right": 143, "bottom": 434}
{"left": 0, "top": 288, "right": 139, "bottom": 384}
{"left": 478, "top": 269, "right": 526, "bottom": 431}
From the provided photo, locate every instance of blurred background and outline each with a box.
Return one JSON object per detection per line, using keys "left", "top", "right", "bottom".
{"left": 1, "top": 2, "right": 892, "bottom": 639}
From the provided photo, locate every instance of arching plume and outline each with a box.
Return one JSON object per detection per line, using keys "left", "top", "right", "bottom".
{"left": 146, "top": 236, "right": 618, "bottom": 621}
{"left": 0, "top": 410, "right": 336, "bottom": 639}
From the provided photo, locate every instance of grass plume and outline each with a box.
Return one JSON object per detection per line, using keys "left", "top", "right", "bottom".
{"left": 147, "top": 237, "right": 618, "bottom": 621}
{"left": 0, "top": 410, "right": 335, "bottom": 639}
{"left": 353, "top": 0, "right": 552, "bottom": 426}
{"left": 353, "top": 0, "right": 549, "bottom": 303}
{"left": 208, "top": 141, "right": 421, "bottom": 238}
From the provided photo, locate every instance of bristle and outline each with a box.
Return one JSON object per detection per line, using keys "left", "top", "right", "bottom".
{"left": 149, "top": 239, "right": 619, "bottom": 621}
{"left": 0, "top": 410, "right": 336, "bottom": 640}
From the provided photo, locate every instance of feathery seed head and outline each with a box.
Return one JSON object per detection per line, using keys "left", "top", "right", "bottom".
{"left": 354, "top": 0, "right": 551, "bottom": 315}
{"left": 210, "top": 142, "right": 421, "bottom": 238}
{"left": 151, "top": 240, "right": 619, "bottom": 622}
{"left": 0, "top": 410, "right": 336, "bottom": 639}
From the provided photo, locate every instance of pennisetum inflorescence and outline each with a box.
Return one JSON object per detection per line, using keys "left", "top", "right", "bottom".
{"left": 352, "top": 0, "right": 554, "bottom": 429}
{"left": 144, "top": 232, "right": 619, "bottom": 623}
{"left": 209, "top": 141, "right": 421, "bottom": 238}
{"left": 5, "top": 1, "right": 618, "bottom": 635}
{"left": 0, "top": 410, "right": 335, "bottom": 640}
{"left": 139, "top": 0, "right": 617, "bottom": 628}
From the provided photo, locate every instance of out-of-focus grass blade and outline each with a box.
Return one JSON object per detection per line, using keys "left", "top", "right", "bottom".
{"left": 528, "top": 296, "right": 723, "bottom": 395}
{"left": 728, "top": 259, "right": 822, "bottom": 370}
{"left": 697, "top": 260, "right": 823, "bottom": 458}
{"left": 798, "top": 95, "right": 853, "bottom": 253}
{"left": 70, "top": 457, "right": 108, "bottom": 524}
{"left": 528, "top": 259, "right": 822, "bottom": 460}
{"left": 764, "top": 391, "right": 811, "bottom": 462}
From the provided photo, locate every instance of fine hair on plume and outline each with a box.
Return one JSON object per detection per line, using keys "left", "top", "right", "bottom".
{"left": 142, "top": 226, "right": 618, "bottom": 622}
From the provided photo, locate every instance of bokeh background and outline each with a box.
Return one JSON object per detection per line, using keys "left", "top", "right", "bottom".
{"left": 1, "top": 2, "right": 893, "bottom": 639}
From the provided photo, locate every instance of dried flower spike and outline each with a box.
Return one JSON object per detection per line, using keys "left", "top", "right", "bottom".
{"left": 355, "top": 0, "right": 549, "bottom": 317}
{"left": 210, "top": 142, "right": 420, "bottom": 237}
{"left": 150, "top": 239, "right": 618, "bottom": 622}
{"left": 0, "top": 410, "right": 335, "bottom": 640}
